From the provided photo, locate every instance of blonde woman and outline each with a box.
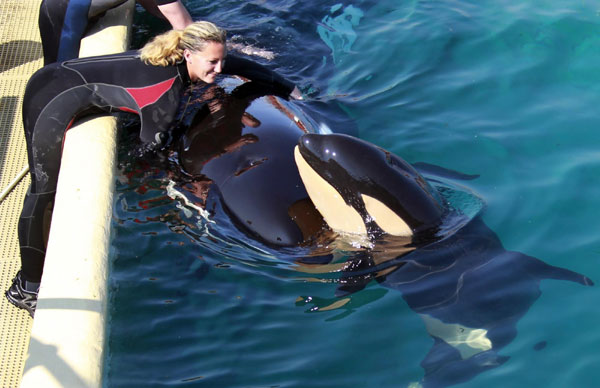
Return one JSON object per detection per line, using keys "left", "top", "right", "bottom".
{"left": 6, "top": 21, "right": 301, "bottom": 317}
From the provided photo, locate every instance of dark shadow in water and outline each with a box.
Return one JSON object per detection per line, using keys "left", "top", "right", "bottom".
{"left": 0, "top": 40, "right": 42, "bottom": 73}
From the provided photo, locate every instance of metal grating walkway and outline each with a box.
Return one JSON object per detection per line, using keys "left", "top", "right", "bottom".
{"left": 0, "top": 1, "right": 42, "bottom": 387}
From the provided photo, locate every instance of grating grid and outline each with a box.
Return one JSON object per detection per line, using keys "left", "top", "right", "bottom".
{"left": 0, "top": 0, "right": 42, "bottom": 387}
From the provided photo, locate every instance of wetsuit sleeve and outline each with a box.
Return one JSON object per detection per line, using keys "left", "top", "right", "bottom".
{"left": 222, "top": 55, "right": 296, "bottom": 98}
{"left": 154, "top": 0, "right": 178, "bottom": 4}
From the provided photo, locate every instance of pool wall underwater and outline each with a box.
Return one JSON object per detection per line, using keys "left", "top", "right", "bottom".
{"left": 19, "top": 2, "right": 134, "bottom": 387}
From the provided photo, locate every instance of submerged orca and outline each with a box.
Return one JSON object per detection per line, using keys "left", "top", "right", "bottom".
{"left": 293, "top": 132, "right": 593, "bottom": 387}
{"left": 171, "top": 81, "right": 593, "bottom": 387}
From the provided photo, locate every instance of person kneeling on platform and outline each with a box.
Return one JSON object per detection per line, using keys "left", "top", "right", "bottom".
{"left": 5, "top": 21, "right": 302, "bottom": 317}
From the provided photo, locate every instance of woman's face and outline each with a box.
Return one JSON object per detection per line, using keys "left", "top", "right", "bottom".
{"left": 184, "top": 42, "right": 226, "bottom": 83}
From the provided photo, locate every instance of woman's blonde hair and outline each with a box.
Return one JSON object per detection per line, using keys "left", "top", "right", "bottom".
{"left": 140, "top": 21, "right": 227, "bottom": 66}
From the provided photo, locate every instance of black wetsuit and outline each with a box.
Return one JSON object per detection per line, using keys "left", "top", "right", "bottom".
{"left": 38, "top": 0, "right": 178, "bottom": 65}
{"left": 19, "top": 50, "right": 295, "bottom": 283}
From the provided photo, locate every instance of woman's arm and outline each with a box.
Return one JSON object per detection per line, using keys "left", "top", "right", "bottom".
{"left": 137, "top": 0, "right": 193, "bottom": 30}
{"left": 157, "top": 1, "right": 193, "bottom": 29}
{"left": 223, "top": 54, "right": 302, "bottom": 99}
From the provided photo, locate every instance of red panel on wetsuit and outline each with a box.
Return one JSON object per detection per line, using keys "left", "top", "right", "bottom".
{"left": 126, "top": 77, "right": 177, "bottom": 109}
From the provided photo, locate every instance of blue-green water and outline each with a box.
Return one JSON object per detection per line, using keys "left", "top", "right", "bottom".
{"left": 106, "top": 1, "right": 600, "bottom": 387}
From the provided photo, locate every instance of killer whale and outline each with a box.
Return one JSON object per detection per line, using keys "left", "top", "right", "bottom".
{"left": 293, "top": 132, "right": 593, "bottom": 387}
{"left": 172, "top": 83, "right": 454, "bottom": 247}
{"left": 169, "top": 80, "right": 593, "bottom": 387}
{"left": 294, "top": 133, "right": 446, "bottom": 239}
{"left": 172, "top": 80, "right": 327, "bottom": 246}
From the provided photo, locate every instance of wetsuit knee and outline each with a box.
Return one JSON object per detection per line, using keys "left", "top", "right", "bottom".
{"left": 38, "top": 0, "right": 127, "bottom": 65}
{"left": 39, "top": 0, "right": 92, "bottom": 64}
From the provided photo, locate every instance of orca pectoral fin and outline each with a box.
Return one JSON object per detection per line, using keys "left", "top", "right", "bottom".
{"left": 412, "top": 162, "right": 480, "bottom": 181}
{"left": 521, "top": 252, "right": 594, "bottom": 286}
{"left": 544, "top": 265, "right": 594, "bottom": 286}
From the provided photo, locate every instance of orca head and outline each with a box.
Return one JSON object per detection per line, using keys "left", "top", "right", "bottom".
{"left": 294, "top": 133, "right": 446, "bottom": 240}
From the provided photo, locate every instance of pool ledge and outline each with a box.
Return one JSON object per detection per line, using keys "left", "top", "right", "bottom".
{"left": 20, "top": 2, "right": 134, "bottom": 387}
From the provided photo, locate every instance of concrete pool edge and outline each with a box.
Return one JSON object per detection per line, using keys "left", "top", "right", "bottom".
{"left": 20, "top": 2, "right": 134, "bottom": 387}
